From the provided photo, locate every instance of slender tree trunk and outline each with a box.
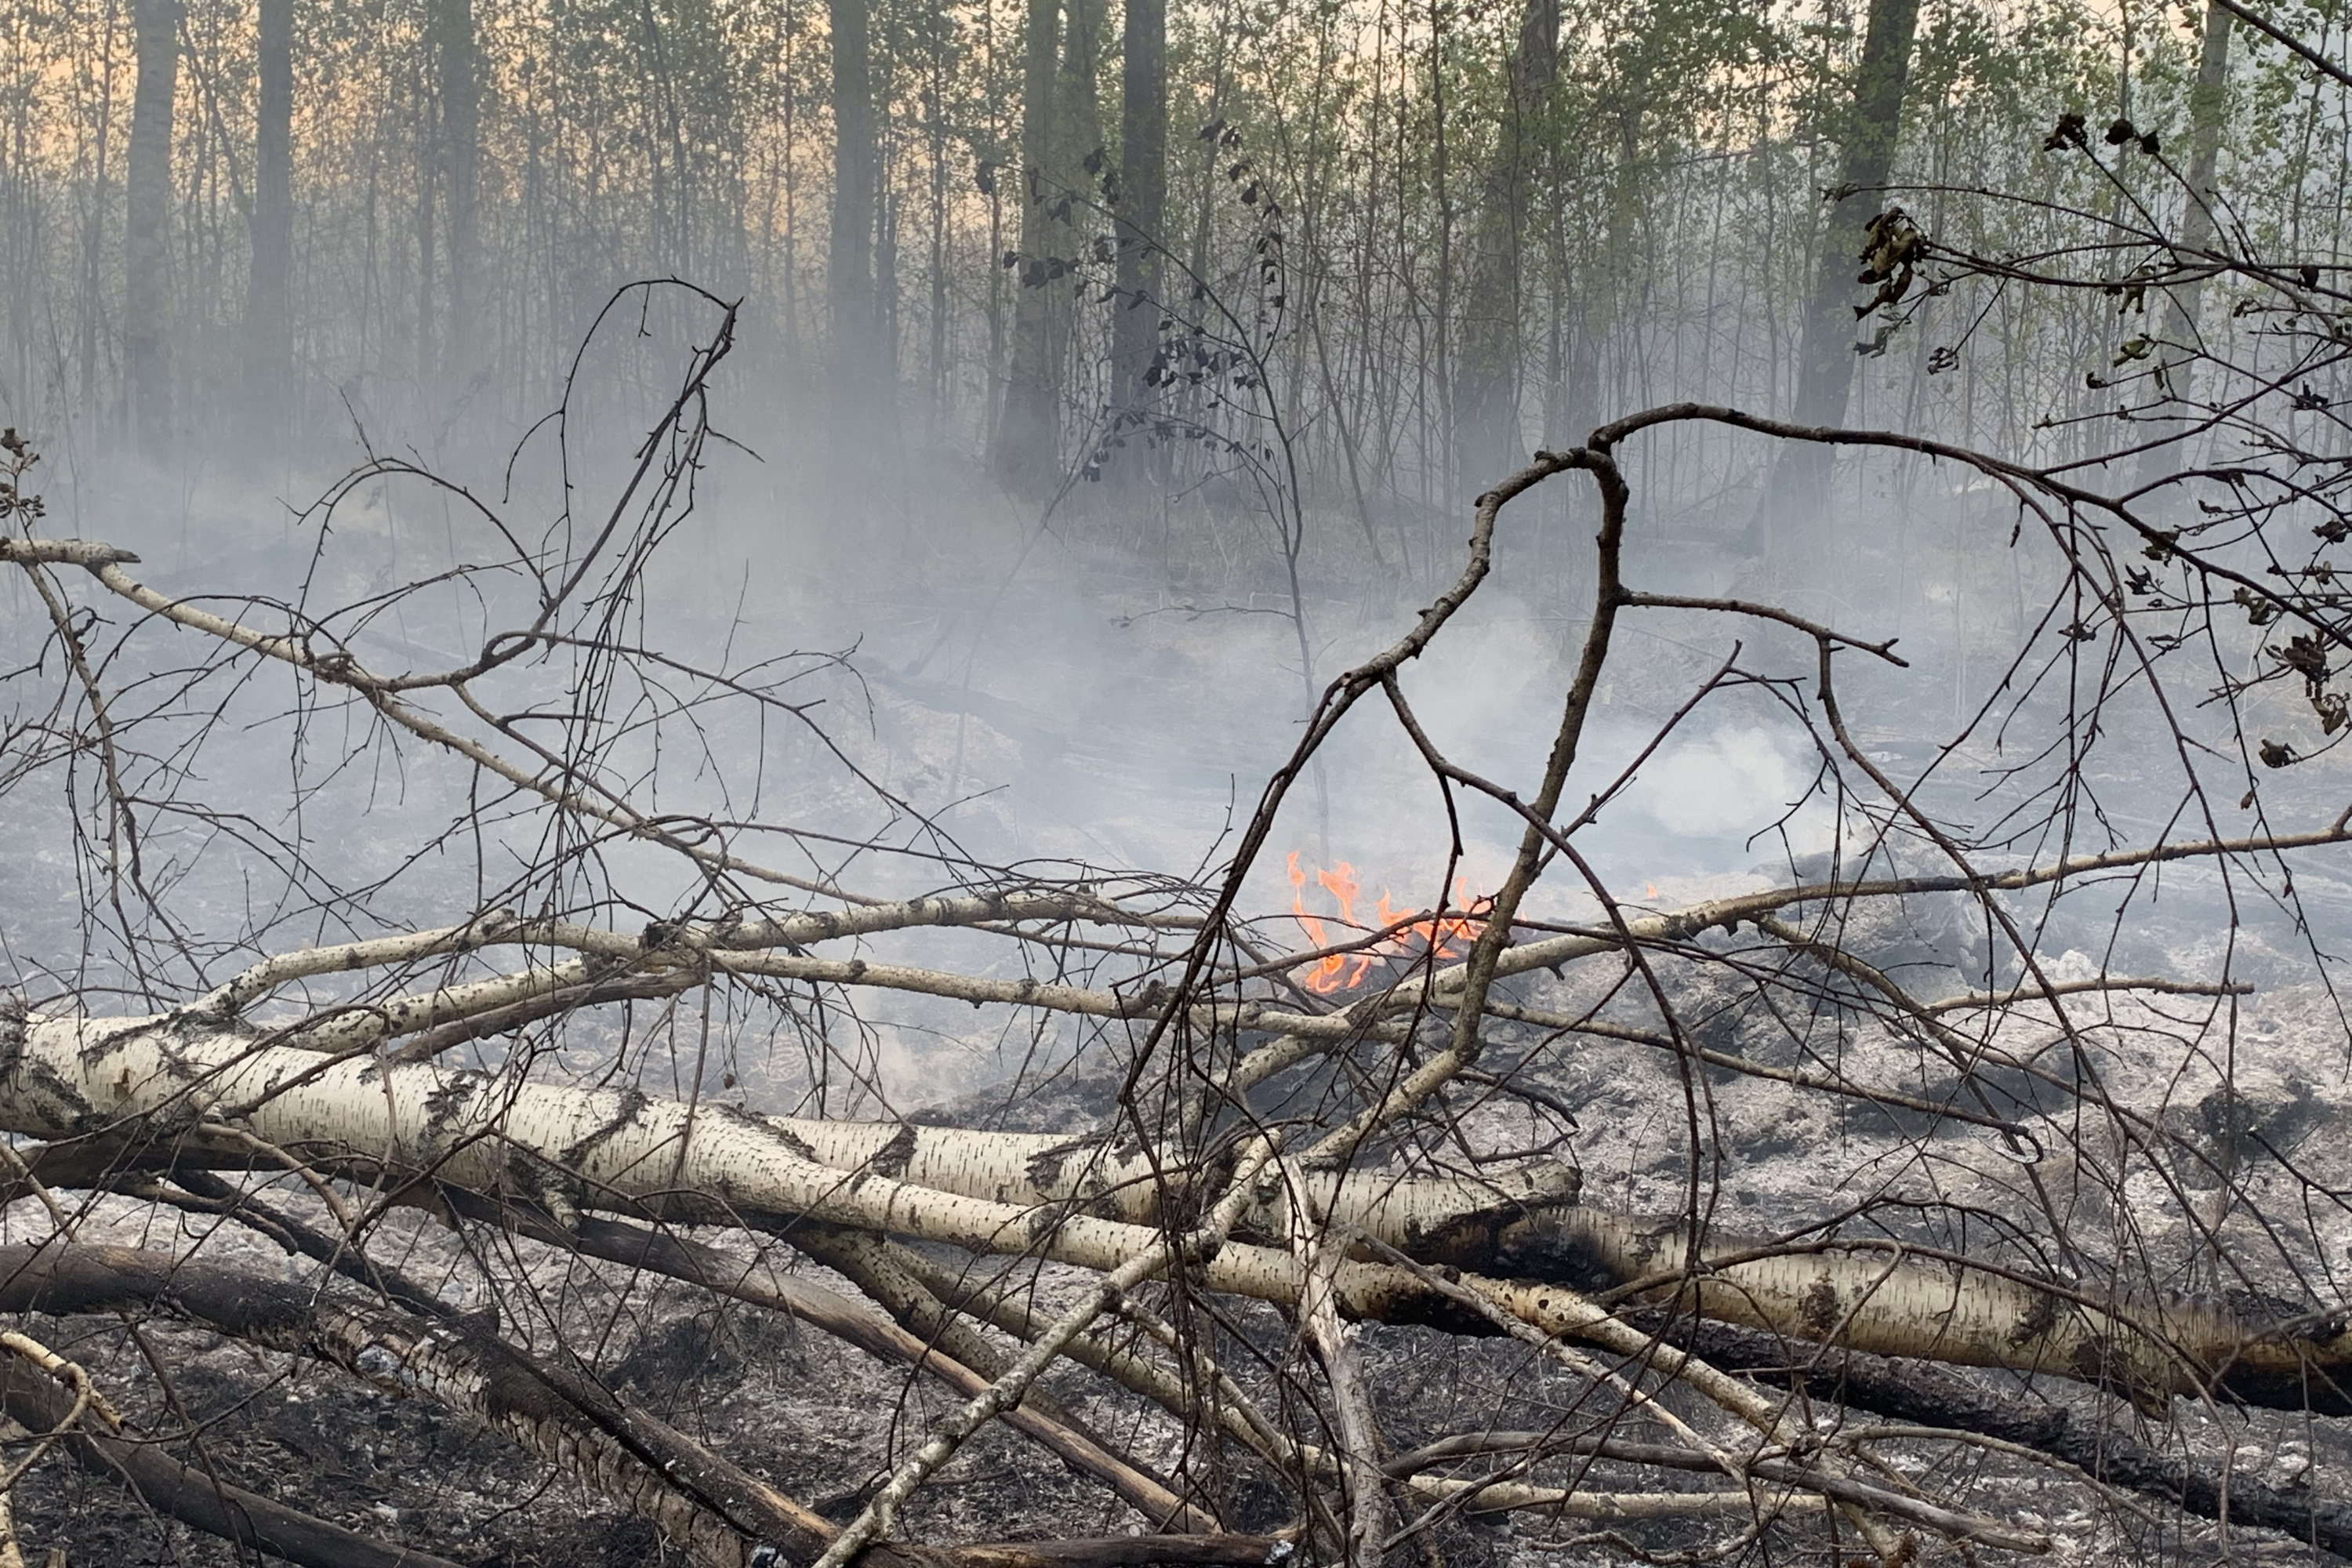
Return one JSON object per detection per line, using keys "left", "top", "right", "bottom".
{"left": 829, "top": 0, "right": 878, "bottom": 415}
{"left": 415, "top": 64, "right": 437, "bottom": 393}
{"left": 1110, "top": 0, "right": 1165, "bottom": 449}
{"left": 982, "top": 0, "right": 1006, "bottom": 448}
{"left": 123, "top": 0, "right": 178, "bottom": 456}
{"left": 1426, "top": 0, "right": 1453, "bottom": 507}
{"left": 241, "top": 0, "right": 291, "bottom": 439}
{"left": 1450, "top": 0, "right": 1555, "bottom": 503}
{"left": 1798, "top": 0, "right": 1922, "bottom": 423}
{"left": 1752, "top": 0, "right": 1922, "bottom": 557}
{"left": 1058, "top": 0, "right": 1105, "bottom": 179}
{"left": 430, "top": 0, "right": 478, "bottom": 391}
{"left": 927, "top": 26, "right": 950, "bottom": 426}
{"left": 880, "top": 187, "right": 902, "bottom": 395}
{"left": 1056, "top": 0, "right": 1103, "bottom": 448}
{"left": 990, "top": 0, "right": 1061, "bottom": 495}
{"left": 2133, "top": 0, "right": 2232, "bottom": 498}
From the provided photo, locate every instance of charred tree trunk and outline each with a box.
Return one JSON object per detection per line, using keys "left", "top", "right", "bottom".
{"left": 0, "top": 1354, "right": 470, "bottom": 1568}
{"left": 241, "top": 0, "right": 292, "bottom": 440}
{"left": 990, "top": 0, "right": 1063, "bottom": 495}
{"left": 2133, "top": 0, "right": 2233, "bottom": 499}
{"left": 430, "top": 0, "right": 480, "bottom": 392}
{"left": 1750, "top": 0, "right": 1921, "bottom": 560}
{"left": 1109, "top": 0, "right": 1165, "bottom": 456}
{"left": 829, "top": 0, "right": 880, "bottom": 417}
{"left": 1058, "top": 0, "right": 1105, "bottom": 194}
{"left": 1451, "top": 0, "right": 1557, "bottom": 503}
{"left": 0, "top": 1243, "right": 1278, "bottom": 1568}
{"left": 123, "top": 0, "right": 179, "bottom": 456}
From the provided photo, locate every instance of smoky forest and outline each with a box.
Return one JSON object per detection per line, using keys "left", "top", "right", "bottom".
{"left": 2, "top": 0, "right": 2352, "bottom": 1561}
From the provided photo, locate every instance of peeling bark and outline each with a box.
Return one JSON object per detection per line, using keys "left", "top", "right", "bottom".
{"left": 8, "top": 1014, "right": 2347, "bottom": 1412}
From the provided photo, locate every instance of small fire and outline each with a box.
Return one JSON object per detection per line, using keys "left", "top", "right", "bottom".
{"left": 1285, "top": 852, "right": 1487, "bottom": 994}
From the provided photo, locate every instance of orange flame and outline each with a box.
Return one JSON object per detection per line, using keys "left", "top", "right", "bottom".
{"left": 1287, "top": 854, "right": 1488, "bottom": 993}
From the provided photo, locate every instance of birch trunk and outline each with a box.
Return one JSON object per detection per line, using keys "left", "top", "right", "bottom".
{"left": 6, "top": 1007, "right": 2347, "bottom": 1410}
{"left": 430, "top": 0, "right": 480, "bottom": 384}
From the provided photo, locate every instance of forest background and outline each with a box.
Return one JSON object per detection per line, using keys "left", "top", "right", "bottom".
{"left": 0, "top": 0, "right": 2338, "bottom": 565}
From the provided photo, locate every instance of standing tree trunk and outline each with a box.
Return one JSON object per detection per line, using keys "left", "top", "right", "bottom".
{"left": 1110, "top": 0, "right": 1164, "bottom": 448}
{"left": 430, "top": 0, "right": 479, "bottom": 394}
{"left": 1751, "top": 0, "right": 1922, "bottom": 558}
{"left": 1057, "top": 0, "right": 1105, "bottom": 178}
{"left": 829, "top": 0, "right": 880, "bottom": 417}
{"left": 990, "top": 0, "right": 1062, "bottom": 495}
{"left": 242, "top": 0, "right": 292, "bottom": 440}
{"left": 1451, "top": 0, "right": 1557, "bottom": 503}
{"left": 2133, "top": 0, "right": 2232, "bottom": 499}
{"left": 123, "top": 0, "right": 179, "bottom": 456}
{"left": 415, "top": 64, "right": 437, "bottom": 392}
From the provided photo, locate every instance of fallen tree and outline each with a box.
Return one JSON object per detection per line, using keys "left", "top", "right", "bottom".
{"left": 2, "top": 263, "right": 2350, "bottom": 1568}
{"left": 6, "top": 1006, "right": 2345, "bottom": 1414}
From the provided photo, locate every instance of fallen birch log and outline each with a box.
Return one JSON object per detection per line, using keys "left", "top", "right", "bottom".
{"left": 5, "top": 1005, "right": 2347, "bottom": 1412}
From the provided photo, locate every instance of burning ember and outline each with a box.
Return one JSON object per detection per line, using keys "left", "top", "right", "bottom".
{"left": 1284, "top": 852, "right": 1487, "bottom": 994}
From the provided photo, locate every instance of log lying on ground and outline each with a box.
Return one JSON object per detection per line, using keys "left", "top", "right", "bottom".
{"left": 1641, "top": 1310, "right": 2352, "bottom": 1559}
{"left": 8, "top": 1008, "right": 2350, "bottom": 1413}
{"left": 0, "top": 1243, "right": 1284, "bottom": 1568}
{"left": 0, "top": 1355, "right": 470, "bottom": 1568}
{"left": 1466, "top": 1207, "right": 2352, "bottom": 1414}
{"left": 768, "top": 1119, "right": 1583, "bottom": 1266}
{"left": 13, "top": 1034, "right": 2333, "bottom": 1561}
{"left": 452, "top": 1194, "right": 1228, "bottom": 1534}
{"left": 0, "top": 1242, "right": 860, "bottom": 1567}
{"left": 147, "top": 1161, "right": 1219, "bottom": 1531}
{"left": 752, "top": 1117, "right": 2352, "bottom": 1413}
{"left": 134, "top": 1171, "right": 2049, "bottom": 1552}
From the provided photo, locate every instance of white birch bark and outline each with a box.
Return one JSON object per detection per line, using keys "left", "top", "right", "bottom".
{"left": 4, "top": 1008, "right": 2343, "bottom": 1405}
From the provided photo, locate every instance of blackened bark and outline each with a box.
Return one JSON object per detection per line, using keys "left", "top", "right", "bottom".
{"left": 241, "top": 0, "right": 292, "bottom": 436}
{"left": 829, "top": 0, "right": 880, "bottom": 407}
{"left": 0, "top": 1356, "right": 469, "bottom": 1568}
{"left": 124, "top": 0, "right": 180, "bottom": 455}
{"left": 1751, "top": 0, "right": 1922, "bottom": 555}
{"left": 167, "top": 1166, "right": 462, "bottom": 1321}
{"left": 1790, "top": 0, "right": 1920, "bottom": 428}
{"left": 431, "top": 0, "right": 480, "bottom": 379}
{"left": 1452, "top": 0, "right": 1559, "bottom": 502}
{"left": 990, "top": 0, "right": 1063, "bottom": 495}
{"left": 1639, "top": 1310, "right": 2352, "bottom": 1556}
{"left": 1111, "top": 0, "right": 1166, "bottom": 433}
